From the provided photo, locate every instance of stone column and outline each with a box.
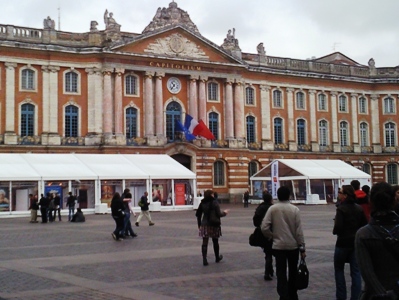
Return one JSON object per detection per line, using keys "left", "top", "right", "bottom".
{"left": 198, "top": 76, "right": 207, "bottom": 122}
{"left": 260, "top": 85, "right": 273, "bottom": 150}
{"left": 189, "top": 75, "right": 199, "bottom": 120}
{"left": 286, "top": 88, "right": 296, "bottom": 151}
{"left": 330, "top": 91, "right": 340, "bottom": 152}
{"left": 351, "top": 93, "right": 359, "bottom": 152}
{"left": 225, "top": 79, "right": 234, "bottom": 139}
{"left": 309, "top": 90, "right": 318, "bottom": 151}
{"left": 114, "top": 68, "right": 124, "bottom": 136}
{"left": 144, "top": 72, "right": 154, "bottom": 137}
{"left": 370, "top": 94, "right": 381, "bottom": 153}
{"left": 155, "top": 72, "right": 165, "bottom": 137}
{"left": 102, "top": 68, "right": 113, "bottom": 137}
{"left": 85, "top": 67, "right": 103, "bottom": 145}
{"left": 4, "top": 62, "right": 17, "bottom": 144}
{"left": 234, "top": 80, "right": 244, "bottom": 140}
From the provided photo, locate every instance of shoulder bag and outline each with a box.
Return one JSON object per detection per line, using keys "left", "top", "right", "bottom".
{"left": 296, "top": 257, "right": 309, "bottom": 290}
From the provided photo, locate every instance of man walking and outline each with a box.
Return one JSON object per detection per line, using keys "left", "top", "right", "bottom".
{"left": 261, "top": 186, "right": 306, "bottom": 300}
{"left": 135, "top": 192, "right": 155, "bottom": 226}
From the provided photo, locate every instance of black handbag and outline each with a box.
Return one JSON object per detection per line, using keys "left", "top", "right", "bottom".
{"left": 249, "top": 227, "right": 268, "bottom": 247}
{"left": 296, "top": 257, "right": 309, "bottom": 290}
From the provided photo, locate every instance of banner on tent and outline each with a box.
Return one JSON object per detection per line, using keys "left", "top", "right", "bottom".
{"left": 271, "top": 161, "right": 280, "bottom": 199}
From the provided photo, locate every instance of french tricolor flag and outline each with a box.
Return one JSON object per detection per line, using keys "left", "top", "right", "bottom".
{"left": 179, "top": 114, "right": 215, "bottom": 141}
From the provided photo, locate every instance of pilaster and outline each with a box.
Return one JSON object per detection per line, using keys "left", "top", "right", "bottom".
{"left": 225, "top": 79, "right": 234, "bottom": 139}
{"left": 4, "top": 62, "right": 17, "bottom": 144}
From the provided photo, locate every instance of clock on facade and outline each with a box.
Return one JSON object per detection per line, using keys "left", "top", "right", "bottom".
{"left": 167, "top": 77, "right": 181, "bottom": 94}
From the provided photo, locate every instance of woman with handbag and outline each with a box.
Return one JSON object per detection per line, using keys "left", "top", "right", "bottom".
{"left": 195, "top": 190, "right": 229, "bottom": 266}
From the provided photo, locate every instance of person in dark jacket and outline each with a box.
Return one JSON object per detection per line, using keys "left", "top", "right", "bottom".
{"left": 355, "top": 181, "right": 399, "bottom": 300}
{"left": 135, "top": 192, "right": 154, "bottom": 226}
{"left": 195, "top": 189, "right": 229, "bottom": 266}
{"left": 121, "top": 189, "right": 137, "bottom": 238}
{"left": 111, "top": 192, "right": 125, "bottom": 241}
{"left": 38, "top": 193, "right": 50, "bottom": 223}
{"left": 53, "top": 193, "right": 62, "bottom": 221}
{"left": 333, "top": 185, "right": 368, "bottom": 300}
{"left": 351, "top": 180, "right": 370, "bottom": 221}
{"left": 29, "top": 194, "right": 39, "bottom": 223}
{"left": 66, "top": 192, "right": 75, "bottom": 222}
{"left": 253, "top": 191, "right": 274, "bottom": 280}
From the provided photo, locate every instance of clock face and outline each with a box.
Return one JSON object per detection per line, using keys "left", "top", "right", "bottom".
{"left": 167, "top": 77, "right": 181, "bottom": 94}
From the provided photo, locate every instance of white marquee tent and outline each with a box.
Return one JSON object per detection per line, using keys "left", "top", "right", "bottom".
{"left": 250, "top": 159, "right": 371, "bottom": 204}
{"left": 0, "top": 154, "right": 196, "bottom": 215}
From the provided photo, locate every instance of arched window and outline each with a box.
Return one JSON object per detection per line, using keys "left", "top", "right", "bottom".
{"left": 384, "top": 97, "right": 395, "bottom": 114}
{"left": 319, "top": 120, "right": 328, "bottom": 146}
{"left": 213, "top": 160, "right": 225, "bottom": 186}
{"left": 21, "top": 69, "right": 35, "bottom": 90}
{"left": 296, "top": 92, "right": 305, "bottom": 109}
{"left": 246, "top": 87, "right": 255, "bottom": 105}
{"left": 208, "top": 82, "right": 218, "bottom": 101}
{"left": 273, "top": 90, "right": 282, "bottom": 107}
{"left": 274, "top": 118, "right": 283, "bottom": 144}
{"left": 125, "top": 75, "right": 138, "bottom": 95}
{"left": 20, "top": 103, "right": 34, "bottom": 137}
{"left": 385, "top": 122, "right": 396, "bottom": 147}
{"left": 359, "top": 122, "right": 368, "bottom": 147}
{"left": 339, "top": 95, "right": 347, "bottom": 112}
{"left": 359, "top": 97, "right": 367, "bottom": 114}
{"left": 65, "top": 105, "right": 78, "bottom": 137}
{"left": 209, "top": 112, "right": 219, "bottom": 140}
{"left": 65, "top": 71, "right": 78, "bottom": 93}
{"left": 248, "top": 161, "right": 258, "bottom": 184}
{"left": 126, "top": 107, "right": 138, "bottom": 139}
{"left": 246, "top": 115, "right": 255, "bottom": 143}
{"left": 340, "top": 121, "right": 349, "bottom": 146}
{"left": 387, "top": 164, "right": 398, "bottom": 185}
{"left": 297, "top": 119, "right": 306, "bottom": 145}
{"left": 165, "top": 101, "right": 182, "bottom": 142}
{"left": 318, "top": 94, "right": 327, "bottom": 111}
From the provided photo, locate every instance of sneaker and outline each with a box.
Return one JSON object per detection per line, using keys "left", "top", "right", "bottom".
{"left": 149, "top": 222, "right": 155, "bottom": 226}
{"left": 111, "top": 233, "right": 117, "bottom": 240}
{"left": 135, "top": 222, "right": 139, "bottom": 227}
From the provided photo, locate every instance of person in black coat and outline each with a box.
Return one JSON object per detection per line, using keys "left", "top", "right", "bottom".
{"left": 38, "top": 193, "right": 50, "bottom": 223}
{"left": 111, "top": 192, "right": 125, "bottom": 241}
{"left": 253, "top": 191, "right": 274, "bottom": 280}
{"left": 195, "top": 189, "right": 229, "bottom": 266}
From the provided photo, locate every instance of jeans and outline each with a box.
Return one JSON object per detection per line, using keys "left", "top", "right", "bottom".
{"left": 68, "top": 206, "right": 75, "bottom": 221}
{"left": 334, "top": 247, "right": 361, "bottom": 300}
{"left": 123, "top": 211, "right": 136, "bottom": 236}
{"left": 273, "top": 248, "right": 299, "bottom": 300}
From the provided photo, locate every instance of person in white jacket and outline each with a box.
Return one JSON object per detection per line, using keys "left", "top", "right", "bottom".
{"left": 261, "top": 186, "right": 306, "bottom": 300}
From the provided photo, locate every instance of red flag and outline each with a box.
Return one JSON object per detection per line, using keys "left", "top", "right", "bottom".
{"left": 196, "top": 119, "right": 216, "bottom": 140}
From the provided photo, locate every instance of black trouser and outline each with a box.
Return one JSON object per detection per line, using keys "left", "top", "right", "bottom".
{"left": 112, "top": 216, "right": 125, "bottom": 239}
{"left": 53, "top": 207, "right": 61, "bottom": 221}
{"left": 40, "top": 207, "right": 48, "bottom": 223}
{"left": 273, "top": 248, "right": 299, "bottom": 300}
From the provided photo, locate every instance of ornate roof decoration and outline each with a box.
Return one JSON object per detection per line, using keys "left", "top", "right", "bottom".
{"left": 142, "top": 1, "right": 199, "bottom": 34}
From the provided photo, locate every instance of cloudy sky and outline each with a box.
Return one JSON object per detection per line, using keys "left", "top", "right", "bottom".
{"left": 2, "top": 0, "right": 398, "bottom": 67}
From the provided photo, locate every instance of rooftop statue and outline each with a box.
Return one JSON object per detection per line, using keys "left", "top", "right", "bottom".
{"left": 43, "top": 16, "right": 55, "bottom": 30}
{"left": 104, "top": 9, "right": 120, "bottom": 31}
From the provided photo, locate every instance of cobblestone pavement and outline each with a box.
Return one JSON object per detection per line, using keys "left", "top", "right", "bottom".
{"left": 0, "top": 204, "right": 344, "bottom": 300}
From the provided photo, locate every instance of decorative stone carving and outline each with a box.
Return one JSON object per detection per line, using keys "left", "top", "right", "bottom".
{"left": 257, "top": 42, "right": 266, "bottom": 56}
{"left": 43, "top": 16, "right": 55, "bottom": 30}
{"left": 104, "top": 10, "right": 121, "bottom": 32}
{"left": 221, "top": 28, "right": 242, "bottom": 60}
{"left": 368, "top": 58, "right": 375, "bottom": 68}
{"left": 142, "top": 2, "right": 199, "bottom": 34}
{"left": 90, "top": 21, "right": 99, "bottom": 32}
{"left": 144, "top": 33, "right": 209, "bottom": 60}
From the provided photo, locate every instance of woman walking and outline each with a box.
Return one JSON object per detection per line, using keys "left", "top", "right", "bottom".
{"left": 195, "top": 190, "right": 229, "bottom": 266}
{"left": 111, "top": 192, "right": 125, "bottom": 241}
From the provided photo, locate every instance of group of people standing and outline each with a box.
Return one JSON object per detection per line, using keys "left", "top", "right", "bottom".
{"left": 110, "top": 190, "right": 155, "bottom": 241}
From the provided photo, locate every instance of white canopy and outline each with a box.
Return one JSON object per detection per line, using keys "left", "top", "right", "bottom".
{"left": 252, "top": 159, "right": 371, "bottom": 181}
{"left": 0, "top": 154, "right": 196, "bottom": 181}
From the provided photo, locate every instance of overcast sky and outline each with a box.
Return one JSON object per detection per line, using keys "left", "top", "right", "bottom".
{"left": 2, "top": 0, "right": 398, "bottom": 67}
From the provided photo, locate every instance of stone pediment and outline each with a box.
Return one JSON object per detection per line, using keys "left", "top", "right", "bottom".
{"left": 315, "top": 52, "right": 363, "bottom": 66}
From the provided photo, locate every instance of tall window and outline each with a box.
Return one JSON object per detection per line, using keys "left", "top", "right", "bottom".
{"left": 319, "top": 120, "right": 328, "bottom": 146}
{"left": 359, "top": 122, "right": 368, "bottom": 147}
{"left": 209, "top": 112, "right": 219, "bottom": 140}
{"left": 125, "top": 75, "right": 138, "bottom": 95}
{"left": 65, "top": 71, "right": 78, "bottom": 93}
{"left": 165, "top": 101, "right": 181, "bottom": 142}
{"left": 208, "top": 82, "right": 218, "bottom": 101}
{"left": 246, "top": 116, "right": 255, "bottom": 143}
{"left": 248, "top": 161, "right": 258, "bottom": 184}
{"left": 384, "top": 97, "right": 395, "bottom": 114}
{"left": 318, "top": 94, "right": 327, "bottom": 111}
{"left": 359, "top": 97, "right": 367, "bottom": 114}
{"left": 297, "top": 119, "right": 306, "bottom": 145}
{"left": 126, "top": 107, "right": 138, "bottom": 139}
{"left": 245, "top": 87, "right": 255, "bottom": 105}
{"left": 20, "top": 103, "right": 34, "bottom": 137}
{"left": 296, "top": 92, "right": 305, "bottom": 109}
{"left": 339, "top": 95, "right": 347, "bottom": 112}
{"left": 340, "top": 121, "right": 349, "bottom": 146}
{"left": 21, "top": 69, "right": 34, "bottom": 90}
{"left": 273, "top": 90, "right": 282, "bottom": 107}
{"left": 362, "top": 164, "right": 371, "bottom": 175}
{"left": 385, "top": 122, "right": 396, "bottom": 147}
{"left": 65, "top": 105, "right": 78, "bottom": 137}
{"left": 213, "top": 160, "right": 225, "bottom": 186}
{"left": 387, "top": 164, "right": 398, "bottom": 185}
{"left": 274, "top": 118, "right": 283, "bottom": 144}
